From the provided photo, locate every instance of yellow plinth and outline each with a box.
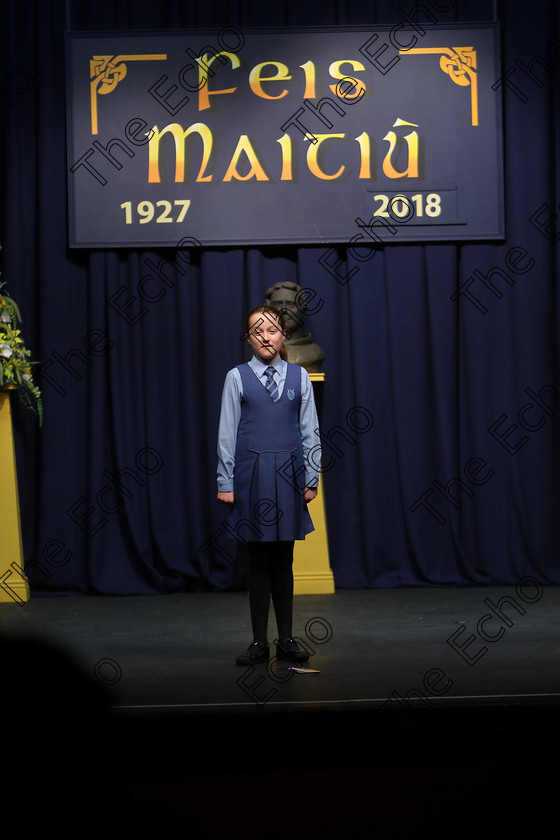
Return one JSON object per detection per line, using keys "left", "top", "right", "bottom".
{"left": 0, "top": 391, "right": 29, "bottom": 605}
{"left": 293, "top": 472, "right": 334, "bottom": 593}
{"left": 293, "top": 372, "right": 334, "bottom": 594}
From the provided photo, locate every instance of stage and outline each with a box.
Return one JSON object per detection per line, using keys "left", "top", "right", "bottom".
{"left": 1, "top": 587, "right": 559, "bottom": 837}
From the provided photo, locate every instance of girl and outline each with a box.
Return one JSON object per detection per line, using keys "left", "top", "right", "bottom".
{"left": 217, "top": 304, "right": 321, "bottom": 666}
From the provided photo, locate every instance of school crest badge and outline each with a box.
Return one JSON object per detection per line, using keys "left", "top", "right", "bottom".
{"left": 287, "top": 388, "right": 295, "bottom": 400}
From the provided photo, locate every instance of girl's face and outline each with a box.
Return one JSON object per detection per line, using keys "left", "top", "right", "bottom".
{"left": 247, "top": 311, "right": 285, "bottom": 363}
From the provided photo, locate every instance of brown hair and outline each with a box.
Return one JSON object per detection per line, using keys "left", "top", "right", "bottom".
{"left": 244, "top": 305, "right": 288, "bottom": 361}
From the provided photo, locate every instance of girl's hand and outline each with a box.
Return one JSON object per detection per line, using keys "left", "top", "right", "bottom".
{"left": 303, "top": 487, "right": 318, "bottom": 502}
{"left": 217, "top": 491, "right": 234, "bottom": 504}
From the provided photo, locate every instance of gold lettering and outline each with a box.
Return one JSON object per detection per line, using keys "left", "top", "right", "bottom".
{"left": 306, "top": 134, "right": 345, "bottom": 180}
{"left": 382, "top": 118, "right": 419, "bottom": 179}
{"left": 355, "top": 131, "right": 372, "bottom": 179}
{"left": 328, "top": 60, "right": 367, "bottom": 101}
{"left": 299, "top": 60, "right": 316, "bottom": 99}
{"left": 249, "top": 62, "right": 291, "bottom": 99}
{"left": 198, "top": 51, "right": 240, "bottom": 111}
{"left": 223, "top": 135, "right": 269, "bottom": 181}
{"left": 148, "top": 122, "right": 213, "bottom": 183}
{"left": 276, "top": 134, "right": 293, "bottom": 181}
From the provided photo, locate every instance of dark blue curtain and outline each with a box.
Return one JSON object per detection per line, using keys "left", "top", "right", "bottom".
{"left": 1, "top": 0, "right": 559, "bottom": 594}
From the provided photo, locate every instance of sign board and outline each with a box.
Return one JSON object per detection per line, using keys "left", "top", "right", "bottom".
{"left": 66, "top": 24, "right": 504, "bottom": 247}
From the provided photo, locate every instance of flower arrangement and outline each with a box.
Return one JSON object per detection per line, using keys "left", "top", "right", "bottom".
{"left": 0, "top": 277, "right": 43, "bottom": 426}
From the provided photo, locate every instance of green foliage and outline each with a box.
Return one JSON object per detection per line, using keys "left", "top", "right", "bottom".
{"left": 0, "top": 278, "right": 43, "bottom": 426}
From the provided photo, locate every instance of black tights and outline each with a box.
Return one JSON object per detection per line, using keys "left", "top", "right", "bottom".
{"left": 247, "top": 541, "right": 295, "bottom": 644}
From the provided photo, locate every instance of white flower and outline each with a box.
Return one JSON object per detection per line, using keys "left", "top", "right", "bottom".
{"left": 0, "top": 343, "right": 13, "bottom": 358}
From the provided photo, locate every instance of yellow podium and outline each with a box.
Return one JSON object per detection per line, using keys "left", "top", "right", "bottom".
{"left": 293, "top": 373, "right": 334, "bottom": 594}
{"left": 0, "top": 390, "right": 29, "bottom": 605}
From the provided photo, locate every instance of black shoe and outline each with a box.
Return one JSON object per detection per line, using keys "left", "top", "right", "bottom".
{"left": 235, "top": 641, "right": 270, "bottom": 666}
{"left": 275, "top": 638, "right": 309, "bottom": 662}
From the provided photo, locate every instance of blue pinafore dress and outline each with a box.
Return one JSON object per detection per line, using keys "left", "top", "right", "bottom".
{"left": 230, "top": 362, "right": 314, "bottom": 542}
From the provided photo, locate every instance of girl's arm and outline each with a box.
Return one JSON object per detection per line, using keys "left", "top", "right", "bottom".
{"left": 217, "top": 369, "right": 241, "bottom": 502}
{"left": 299, "top": 368, "right": 321, "bottom": 493}
{"left": 217, "top": 490, "right": 234, "bottom": 504}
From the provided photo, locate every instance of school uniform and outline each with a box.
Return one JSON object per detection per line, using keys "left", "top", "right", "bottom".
{"left": 217, "top": 355, "right": 320, "bottom": 540}
{"left": 217, "top": 354, "right": 321, "bottom": 663}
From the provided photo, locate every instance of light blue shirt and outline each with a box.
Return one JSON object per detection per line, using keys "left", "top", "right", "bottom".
{"left": 217, "top": 356, "right": 321, "bottom": 492}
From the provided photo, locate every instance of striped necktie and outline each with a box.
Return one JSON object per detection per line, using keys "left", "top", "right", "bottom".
{"left": 264, "top": 366, "right": 279, "bottom": 402}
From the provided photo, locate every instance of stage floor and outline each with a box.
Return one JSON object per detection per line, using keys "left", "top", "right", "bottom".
{"left": 1, "top": 586, "right": 558, "bottom": 715}
{"left": 2, "top": 587, "right": 559, "bottom": 838}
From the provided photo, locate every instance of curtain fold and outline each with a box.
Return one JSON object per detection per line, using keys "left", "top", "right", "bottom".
{"left": 1, "top": 0, "right": 558, "bottom": 594}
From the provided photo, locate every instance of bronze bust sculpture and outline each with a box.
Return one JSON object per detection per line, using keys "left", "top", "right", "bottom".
{"left": 265, "top": 282, "right": 326, "bottom": 373}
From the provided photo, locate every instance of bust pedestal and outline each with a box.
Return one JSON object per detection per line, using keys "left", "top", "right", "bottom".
{"left": 293, "top": 373, "right": 334, "bottom": 594}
